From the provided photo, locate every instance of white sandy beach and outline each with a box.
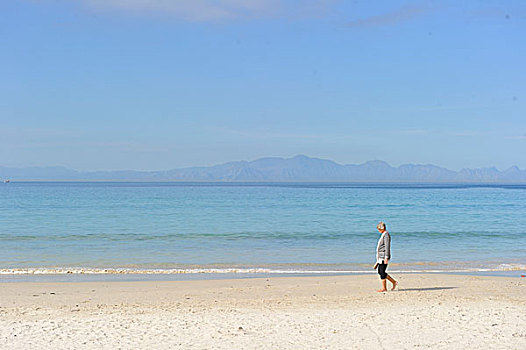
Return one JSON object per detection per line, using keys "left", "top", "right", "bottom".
{"left": 1, "top": 273, "right": 525, "bottom": 349}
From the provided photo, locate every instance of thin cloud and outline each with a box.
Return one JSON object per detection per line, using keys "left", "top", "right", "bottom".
{"left": 0, "top": 126, "right": 80, "bottom": 139}
{"left": 216, "top": 127, "right": 323, "bottom": 140}
{"left": 82, "top": 0, "right": 280, "bottom": 21}
{"left": 346, "top": 4, "right": 431, "bottom": 28}
{"left": 370, "top": 103, "right": 500, "bottom": 114}
{"left": 11, "top": 140, "right": 170, "bottom": 153}
{"left": 74, "top": 0, "right": 345, "bottom": 21}
{"left": 397, "top": 129, "right": 428, "bottom": 135}
{"left": 448, "top": 131, "right": 485, "bottom": 138}
{"left": 505, "top": 134, "right": 526, "bottom": 140}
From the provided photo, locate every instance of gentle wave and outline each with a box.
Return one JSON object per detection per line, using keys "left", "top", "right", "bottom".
{"left": 0, "top": 231, "right": 517, "bottom": 242}
{"left": 1, "top": 265, "right": 524, "bottom": 275}
{"left": 6, "top": 182, "right": 526, "bottom": 190}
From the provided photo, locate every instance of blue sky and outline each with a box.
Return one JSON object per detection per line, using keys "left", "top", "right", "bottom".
{"left": 1, "top": 0, "right": 525, "bottom": 171}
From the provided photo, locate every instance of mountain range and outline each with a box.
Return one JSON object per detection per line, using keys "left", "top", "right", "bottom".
{"left": 1, "top": 155, "right": 526, "bottom": 182}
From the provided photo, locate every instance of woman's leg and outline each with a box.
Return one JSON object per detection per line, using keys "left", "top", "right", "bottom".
{"left": 377, "top": 279, "right": 387, "bottom": 292}
{"left": 386, "top": 274, "right": 398, "bottom": 290}
{"left": 377, "top": 264, "right": 388, "bottom": 292}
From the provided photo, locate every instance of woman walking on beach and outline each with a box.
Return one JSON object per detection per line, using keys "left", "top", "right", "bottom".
{"left": 375, "top": 222, "right": 397, "bottom": 292}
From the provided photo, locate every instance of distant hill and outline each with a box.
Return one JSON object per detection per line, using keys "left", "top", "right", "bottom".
{"left": 1, "top": 155, "right": 526, "bottom": 182}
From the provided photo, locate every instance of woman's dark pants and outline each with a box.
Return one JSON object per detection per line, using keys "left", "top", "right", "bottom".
{"left": 377, "top": 263, "right": 388, "bottom": 279}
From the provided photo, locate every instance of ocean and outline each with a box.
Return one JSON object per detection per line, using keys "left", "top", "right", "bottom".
{"left": 1, "top": 182, "right": 525, "bottom": 280}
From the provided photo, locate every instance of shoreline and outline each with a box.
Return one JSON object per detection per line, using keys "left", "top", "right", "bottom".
{"left": 0, "top": 269, "right": 524, "bottom": 283}
{"left": 1, "top": 273, "right": 525, "bottom": 349}
{"left": 1, "top": 263, "right": 525, "bottom": 283}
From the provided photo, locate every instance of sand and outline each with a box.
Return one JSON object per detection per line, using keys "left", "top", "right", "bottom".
{"left": 1, "top": 273, "right": 525, "bottom": 349}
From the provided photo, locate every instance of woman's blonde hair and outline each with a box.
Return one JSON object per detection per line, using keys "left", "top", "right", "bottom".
{"left": 377, "top": 221, "right": 386, "bottom": 231}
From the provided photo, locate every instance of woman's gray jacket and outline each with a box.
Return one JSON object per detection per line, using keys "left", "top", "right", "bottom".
{"left": 376, "top": 231, "right": 391, "bottom": 263}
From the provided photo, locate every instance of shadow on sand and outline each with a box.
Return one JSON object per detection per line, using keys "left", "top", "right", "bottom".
{"left": 398, "top": 286, "right": 457, "bottom": 292}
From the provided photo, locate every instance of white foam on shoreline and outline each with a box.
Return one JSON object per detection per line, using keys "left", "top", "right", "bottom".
{"left": 0, "top": 265, "right": 524, "bottom": 275}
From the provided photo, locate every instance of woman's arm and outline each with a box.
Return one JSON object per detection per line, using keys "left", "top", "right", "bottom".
{"left": 384, "top": 233, "right": 391, "bottom": 262}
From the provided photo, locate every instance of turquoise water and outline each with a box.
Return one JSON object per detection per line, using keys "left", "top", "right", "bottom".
{"left": 0, "top": 182, "right": 525, "bottom": 275}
